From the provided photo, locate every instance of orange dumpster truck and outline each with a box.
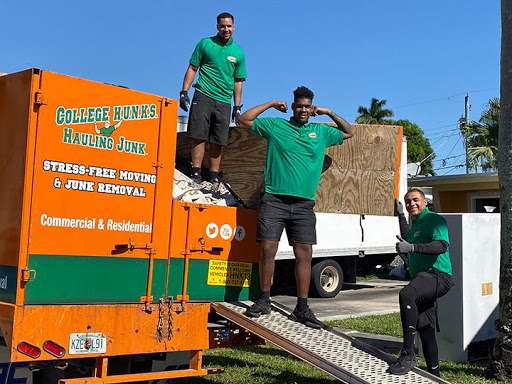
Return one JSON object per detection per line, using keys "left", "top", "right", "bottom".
{"left": 0, "top": 69, "right": 263, "bottom": 383}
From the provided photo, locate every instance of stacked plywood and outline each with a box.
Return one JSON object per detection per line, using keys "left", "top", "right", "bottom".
{"left": 175, "top": 123, "right": 402, "bottom": 216}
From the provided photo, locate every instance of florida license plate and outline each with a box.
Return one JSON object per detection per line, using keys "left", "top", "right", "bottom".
{"left": 69, "top": 333, "right": 107, "bottom": 355}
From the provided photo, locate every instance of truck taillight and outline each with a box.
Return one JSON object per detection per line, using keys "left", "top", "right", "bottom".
{"left": 43, "top": 340, "right": 66, "bottom": 358}
{"left": 17, "top": 342, "right": 41, "bottom": 358}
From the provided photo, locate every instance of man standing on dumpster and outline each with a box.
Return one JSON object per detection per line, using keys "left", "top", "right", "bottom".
{"left": 389, "top": 189, "right": 453, "bottom": 376}
{"left": 238, "top": 86, "right": 355, "bottom": 329}
{"left": 179, "top": 12, "right": 246, "bottom": 190}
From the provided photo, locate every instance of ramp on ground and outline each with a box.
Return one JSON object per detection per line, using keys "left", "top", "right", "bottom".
{"left": 212, "top": 301, "right": 451, "bottom": 384}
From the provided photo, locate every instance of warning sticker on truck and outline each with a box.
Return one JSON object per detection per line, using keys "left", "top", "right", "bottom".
{"left": 207, "top": 260, "right": 252, "bottom": 288}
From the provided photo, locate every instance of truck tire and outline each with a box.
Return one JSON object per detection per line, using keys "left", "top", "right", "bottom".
{"left": 310, "top": 259, "right": 343, "bottom": 298}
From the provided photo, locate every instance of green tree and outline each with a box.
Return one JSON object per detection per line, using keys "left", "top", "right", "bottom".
{"left": 461, "top": 98, "right": 499, "bottom": 171}
{"left": 390, "top": 119, "right": 436, "bottom": 176}
{"left": 356, "top": 98, "right": 394, "bottom": 124}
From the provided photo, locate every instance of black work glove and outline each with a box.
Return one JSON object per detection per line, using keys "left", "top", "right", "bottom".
{"left": 396, "top": 235, "right": 414, "bottom": 254}
{"left": 395, "top": 199, "right": 404, "bottom": 215}
{"left": 232, "top": 105, "right": 243, "bottom": 125}
{"left": 179, "top": 91, "right": 190, "bottom": 112}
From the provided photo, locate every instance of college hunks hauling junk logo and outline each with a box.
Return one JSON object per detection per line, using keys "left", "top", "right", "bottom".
{"left": 56, "top": 103, "right": 158, "bottom": 155}
{"left": 36, "top": 103, "right": 160, "bottom": 235}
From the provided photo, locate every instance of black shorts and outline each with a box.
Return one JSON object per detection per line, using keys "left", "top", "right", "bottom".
{"left": 257, "top": 193, "right": 316, "bottom": 245}
{"left": 187, "top": 91, "right": 231, "bottom": 146}
{"left": 409, "top": 268, "right": 453, "bottom": 330}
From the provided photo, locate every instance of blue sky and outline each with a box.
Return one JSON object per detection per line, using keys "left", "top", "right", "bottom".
{"left": 2, "top": 0, "right": 500, "bottom": 175}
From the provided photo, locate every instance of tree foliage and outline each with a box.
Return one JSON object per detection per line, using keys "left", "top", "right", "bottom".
{"left": 356, "top": 98, "right": 394, "bottom": 124}
{"left": 389, "top": 119, "right": 435, "bottom": 176}
{"left": 461, "top": 98, "right": 499, "bottom": 171}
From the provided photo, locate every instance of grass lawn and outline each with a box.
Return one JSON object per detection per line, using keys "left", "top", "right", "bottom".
{"left": 180, "top": 312, "right": 512, "bottom": 384}
{"left": 328, "top": 312, "right": 403, "bottom": 338}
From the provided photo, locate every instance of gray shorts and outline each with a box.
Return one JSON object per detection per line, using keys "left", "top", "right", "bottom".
{"left": 187, "top": 91, "right": 231, "bottom": 146}
{"left": 257, "top": 193, "right": 316, "bottom": 245}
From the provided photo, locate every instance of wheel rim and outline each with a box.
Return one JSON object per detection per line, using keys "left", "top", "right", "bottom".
{"left": 320, "top": 266, "right": 340, "bottom": 293}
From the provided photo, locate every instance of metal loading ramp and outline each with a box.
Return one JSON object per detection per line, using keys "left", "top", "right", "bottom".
{"left": 212, "top": 301, "right": 451, "bottom": 384}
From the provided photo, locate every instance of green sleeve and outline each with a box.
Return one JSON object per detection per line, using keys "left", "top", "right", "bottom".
{"left": 250, "top": 118, "right": 273, "bottom": 140}
{"left": 234, "top": 51, "right": 246, "bottom": 80}
{"left": 321, "top": 125, "right": 344, "bottom": 147}
{"left": 429, "top": 215, "right": 450, "bottom": 244}
{"left": 189, "top": 40, "right": 204, "bottom": 67}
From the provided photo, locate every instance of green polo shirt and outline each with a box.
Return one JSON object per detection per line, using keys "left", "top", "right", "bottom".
{"left": 190, "top": 34, "right": 246, "bottom": 104}
{"left": 250, "top": 117, "right": 344, "bottom": 200}
{"left": 406, "top": 207, "right": 452, "bottom": 277}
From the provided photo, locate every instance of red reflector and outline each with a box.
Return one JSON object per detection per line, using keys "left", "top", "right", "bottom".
{"left": 43, "top": 340, "right": 66, "bottom": 358}
{"left": 17, "top": 342, "right": 41, "bottom": 358}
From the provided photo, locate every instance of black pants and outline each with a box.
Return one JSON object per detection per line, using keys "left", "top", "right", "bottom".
{"left": 399, "top": 269, "right": 453, "bottom": 374}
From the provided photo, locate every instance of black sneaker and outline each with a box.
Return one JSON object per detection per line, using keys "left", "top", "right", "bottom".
{"left": 244, "top": 298, "right": 271, "bottom": 318}
{"left": 210, "top": 177, "right": 220, "bottom": 192}
{"left": 190, "top": 171, "right": 202, "bottom": 185}
{"left": 289, "top": 306, "right": 325, "bottom": 329}
{"left": 387, "top": 348, "right": 416, "bottom": 375}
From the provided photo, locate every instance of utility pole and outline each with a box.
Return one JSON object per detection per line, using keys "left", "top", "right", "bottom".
{"left": 459, "top": 92, "right": 470, "bottom": 174}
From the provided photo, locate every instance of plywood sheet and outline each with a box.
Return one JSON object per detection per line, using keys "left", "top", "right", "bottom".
{"left": 175, "top": 124, "right": 402, "bottom": 215}
{"left": 316, "top": 124, "right": 401, "bottom": 215}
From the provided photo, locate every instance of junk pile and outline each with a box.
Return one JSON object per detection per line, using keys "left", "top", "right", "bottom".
{"left": 173, "top": 169, "right": 243, "bottom": 207}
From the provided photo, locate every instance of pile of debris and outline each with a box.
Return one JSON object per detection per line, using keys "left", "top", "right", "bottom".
{"left": 173, "top": 169, "right": 243, "bottom": 207}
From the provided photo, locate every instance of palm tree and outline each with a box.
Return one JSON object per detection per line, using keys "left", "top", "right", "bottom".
{"left": 461, "top": 98, "right": 499, "bottom": 171}
{"left": 356, "top": 98, "right": 394, "bottom": 124}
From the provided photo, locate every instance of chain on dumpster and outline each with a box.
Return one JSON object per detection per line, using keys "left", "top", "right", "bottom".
{"left": 157, "top": 299, "right": 164, "bottom": 342}
{"left": 168, "top": 296, "right": 174, "bottom": 340}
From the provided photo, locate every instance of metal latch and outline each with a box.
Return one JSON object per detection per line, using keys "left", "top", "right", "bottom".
{"left": 34, "top": 91, "right": 47, "bottom": 106}
{"left": 21, "top": 269, "right": 36, "bottom": 282}
{"left": 115, "top": 236, "right": 153, "bottom": 252}
{"left": 189, "top": 236, "right": 223, "bottom": 253}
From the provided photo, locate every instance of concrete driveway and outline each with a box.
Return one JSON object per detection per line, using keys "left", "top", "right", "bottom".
{"left": 273, "top": 278, "right": 408, "bottom": 321}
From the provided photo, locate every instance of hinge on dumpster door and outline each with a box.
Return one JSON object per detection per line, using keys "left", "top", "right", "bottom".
{"left": 34, "top": 91, "right": 47, "bottom": 106}
{"left": 21, "top": 269, "right": 36, "bottom": 282}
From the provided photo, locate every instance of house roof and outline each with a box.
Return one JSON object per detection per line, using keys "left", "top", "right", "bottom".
{"left": 408, "top": 172, "right": 498, "bottom": 187}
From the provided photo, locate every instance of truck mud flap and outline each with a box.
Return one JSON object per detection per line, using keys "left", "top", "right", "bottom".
{"left": 212, "top": 301, "right": 451, "bottom": 384}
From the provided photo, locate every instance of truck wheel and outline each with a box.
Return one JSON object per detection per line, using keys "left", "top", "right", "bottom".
{"left": 310, "top": 259, "right": 343, "bottom": 298}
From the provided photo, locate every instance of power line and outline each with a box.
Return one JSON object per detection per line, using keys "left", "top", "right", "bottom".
{"left": 389, "top": 88, "right": 499, "bottom": 110}
{"left": 424, "top": 124, "right": 459, "bottom": 135}
{"left": 427, "top": 128, "right": 460, "bottom": 139}
{"left": 438, "top": 164, "right": 465, "bottom": 175}
{"left": 432, "top": 154, "right": 465, "bottom": 163}
{"left": 390, "top": 93, "right": 468, "bottom": 109}
{"left": 444, "top": 135, "right": 463, "bottom": 159}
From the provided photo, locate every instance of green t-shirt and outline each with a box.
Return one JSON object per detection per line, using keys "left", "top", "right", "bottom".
{"left": 406, "top": 207, "right": 452, "bottom": 277}
{"left": 189, "top": 34, "right": 246, "bottom": 104}
{"left": 250, "top": 117, "right": 344, "bottom": 200}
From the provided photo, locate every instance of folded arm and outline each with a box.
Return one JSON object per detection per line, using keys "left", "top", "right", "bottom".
{"left": 239, "top": 101, "right": 288, "bottom": 129}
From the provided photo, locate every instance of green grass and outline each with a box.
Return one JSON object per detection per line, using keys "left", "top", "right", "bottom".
{"left": 180, "top": 313, "right": 512, "bottom": 384}
{"left": 327, "top": 312, "right": 403, "bottom": 338}
{"left": 182, "top": 343, "right": 338, "bottom": 384}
